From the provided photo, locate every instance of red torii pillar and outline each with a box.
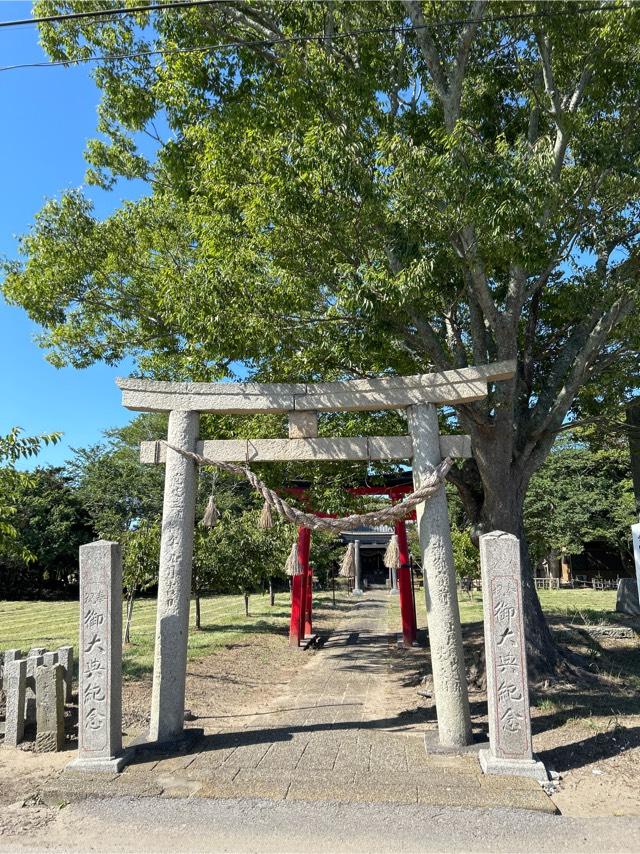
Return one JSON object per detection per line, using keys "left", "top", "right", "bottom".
{"left": 395, "top": 518, "right": 417, "bottom": 647}
{"left": 289, "top": 526, "right": 312, "bottom": 647}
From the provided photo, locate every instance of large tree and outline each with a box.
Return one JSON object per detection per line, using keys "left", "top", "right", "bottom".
{"left": 3, "top": 1, "right": 640, "bottom": 669}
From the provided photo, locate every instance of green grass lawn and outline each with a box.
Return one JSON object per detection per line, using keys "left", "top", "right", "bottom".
{"left": 0, "top": 592, "right": 341, "bottom": 679}
{"left": 0, "top": 587, "right": 621, "bottom": 681}
{"left": 458, "top": 588, "right": 618, "bottom": 626}
{"left": 387, "top": 586, "right": 618, "bottom": 630}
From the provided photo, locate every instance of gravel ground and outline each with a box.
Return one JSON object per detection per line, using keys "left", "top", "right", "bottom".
{"left": 2, "top": 795, "right": 640, "bottom": 853}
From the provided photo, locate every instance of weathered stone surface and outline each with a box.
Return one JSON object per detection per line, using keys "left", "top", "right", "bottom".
{"left": 246, "top": 437, "right": 397, "bottom": 463}
{"left": 304, "top": 361, "right": 515, "bottom": 395}
{"left": 297, "top": 381, "right": 489, "bottom": 412}
{"left": 117, "top": 377, "right": 304, "bottom": 414}
{"left": 584, "top": 623, "right": 635, "bottom": 639}
{"left": 43, "top": 652, "right": 59, "bottom": 667}
{"left": 438, "top": 434, "right": 472, "bottom": 459}
{"left": 149, "top": 410, "right": 199, "bottom": 743}
{"left": 57, "top": 645, "right": 74, "bottom": 702}
{"left": 69, "top": 540, "right": 125, "bottom": 771}
{"left": 0, "top": 649, "right": 21, "bottom": 690}
{"left": 140, "top": 434, "right": 472, "bottom": 465}
{"left": 25, "top": 652, "right": 45, "bottom": 724}
{"left": 478, "top": 531, "right": 547, "bottom": 782}
{"left": 288, "top": 411, "right": 318, "bottom": 438}
{"left": 407, "top": 403, "right": 472, "bottom": 748}
{"left": 4, "top": 658, "right": 27, "bottom": 747}
{"left": 117, "top": 361, "right": 515, "bottom": 414}
{"left": 28, "top": 647, "right": 47, "bottom": 657}
{"left": 35, "top": 663, "right": 64, "bottom": 752}
{"left": 629, "top": 523, "right": 640, "bottom": 609}
{"left": 616, "top": 578, "right": 640, "bottom": 617}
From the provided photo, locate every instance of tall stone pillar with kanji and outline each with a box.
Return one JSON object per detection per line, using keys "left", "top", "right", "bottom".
{"left": 68, "top": 540, "right": 127, "bottom": 772}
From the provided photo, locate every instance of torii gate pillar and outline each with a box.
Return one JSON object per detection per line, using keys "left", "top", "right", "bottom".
{"left": 408, "top": 403, "right": 473, "bottom": 748}
{"left": 149, "top": 409, "right": 199, "bottom": 743}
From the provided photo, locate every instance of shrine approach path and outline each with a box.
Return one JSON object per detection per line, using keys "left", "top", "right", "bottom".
{"left": 57, "top": 590, "right": 552, "bottom": 811}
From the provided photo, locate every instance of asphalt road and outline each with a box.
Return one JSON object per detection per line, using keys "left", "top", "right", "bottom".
{"left": 3, "top": 796, "right": 640, "bottom": 853}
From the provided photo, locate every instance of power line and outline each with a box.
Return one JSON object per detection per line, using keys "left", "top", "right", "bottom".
{"left": 0, "top": 2, "right": 633, "bottom": 73}
{"left": 0, "top": 0, "right": 226, "bottom": 30}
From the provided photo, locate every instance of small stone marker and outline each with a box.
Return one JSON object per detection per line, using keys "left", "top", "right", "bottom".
{"left": 57, "top": 646, "right": 74, "bottom": 702}
{"left": 1, "top": 649, "right": 21, "bottom": 690}
{"left": 4, "top": 659, "right": 27, "bottom": 747}
{"left": 616, "top": 577, "right": 640, "bottom": 617}
{"left": 478, "top": 531, "right": 547, "bottom": 781}
{"left": 35, "top": 663, "right": 65, "bottom": 752}
{"left": 67, "top": 540, "right": 127, "bottom": 772}
{"left": 25, "top": 652, "right": 45, "bottom": 724}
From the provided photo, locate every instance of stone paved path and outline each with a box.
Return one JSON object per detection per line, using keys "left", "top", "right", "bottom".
{"left": 49, "top": 592, "right": 553, "bottom": 813}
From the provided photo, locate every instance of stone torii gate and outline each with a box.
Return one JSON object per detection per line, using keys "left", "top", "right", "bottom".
{"left": 117, "top": 360, "right": 515, "bottom": 750}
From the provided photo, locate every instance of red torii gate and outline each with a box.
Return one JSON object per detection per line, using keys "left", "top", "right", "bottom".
{"left": 288, "top": 482, "right": 418, "bottom": 649}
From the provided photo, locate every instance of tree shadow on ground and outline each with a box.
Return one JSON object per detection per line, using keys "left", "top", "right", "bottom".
{"left": 196, "top": 621, "right": 290, "bottom": 636}
{"left": 537, "top": 725, "right": 640, "bottom": 772}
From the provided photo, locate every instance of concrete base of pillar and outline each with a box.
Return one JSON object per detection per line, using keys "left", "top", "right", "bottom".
{"left": 132, "top": 727, "right": 204, "bottom": 756}
{"left": 66, "top": 753, "right": 129, "bottom": 773}
{"left": 396, "top": 635, "right": 420, "bottom": 648}
{"left": 424, "top": 730, "right": 488, "bottom": 755}
{"left": 388, "top": 588, "right": 400, "bottom": 595}
{"left": 479, "top": 749, "right": 548, "bottom": 782}
{"left": 352, "top": 588, "right": 364, "bottom": 596}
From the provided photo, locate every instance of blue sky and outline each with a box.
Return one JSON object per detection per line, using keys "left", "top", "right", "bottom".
{"left": 0, "top": 2, "right": 143, "bottom": 467}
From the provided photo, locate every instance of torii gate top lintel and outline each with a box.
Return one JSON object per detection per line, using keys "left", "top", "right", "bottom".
{"left": 116, "top": 360, "right": 515, "bottom": 415}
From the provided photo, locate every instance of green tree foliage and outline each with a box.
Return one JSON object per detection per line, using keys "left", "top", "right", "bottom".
{"left": 0, "top": 465, "right": 92, "bottom": 598}
{"left": 68, "top": 415, "right": 166, "bottom": 537}
{"left": 525, "top": 436, "right": 636, "bottom": 568}
{"left": 0, "top": 428, "right": 62, "bottom": 565}
{"left": 192, "top": 509, "right": 294, "bottom": 615}
{"left": 451, "top": 526, "right": 481, "bottom": 582}
{"left": 122, "top": 518, "right": 161, "bottom": 643}
{"left": 4, "top": 1, "right": 640, "bottom": 667}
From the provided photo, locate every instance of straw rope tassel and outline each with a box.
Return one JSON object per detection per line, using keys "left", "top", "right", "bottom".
{"left": 285, "top": 540, "right": 302, "bottom": 576}
{"left": 339, "top": 542, "right": 356, "bottom": 578}
{"left": 258, "top": 500, "right": 274, "bottom": 530}
{"left": 201, "top": 494, "right": 219, "bottom": 529}
{"left": 383, "top": 534, "right": 400, "bottom": 570}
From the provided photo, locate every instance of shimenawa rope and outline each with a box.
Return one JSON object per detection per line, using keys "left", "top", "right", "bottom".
{"left": 165, "top": 443, "right": 452, "bottom": 532}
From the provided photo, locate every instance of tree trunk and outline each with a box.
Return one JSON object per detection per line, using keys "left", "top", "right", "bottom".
{"left": 195, "top": 592, "right": 201, "bottom": 630}
{"left": 269, "top": 577, "right": 275, "bottom": 607}
{"left": 124, "top": 592, "right": 135, "bottom": 645}
{"left": 244, "top": 592, "right": 250, "bottom": 616}
{"left": 478, "top": 467, "right": 560, "bottom": 677}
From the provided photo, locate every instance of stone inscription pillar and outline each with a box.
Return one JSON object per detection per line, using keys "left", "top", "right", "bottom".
{"left": 69, "top": 540, "right": 126, "bottom": 772}
{"left": 149, "top": 409, "right": 199, "bottom": 743}
{"left": 478, "top": 531, "right": 547, "bottom": 780}
{"left": 407, "top": 403, "right": 472, "bottom": 748}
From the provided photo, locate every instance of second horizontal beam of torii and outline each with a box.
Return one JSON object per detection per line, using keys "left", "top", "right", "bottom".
{"left": 117, "top": 360, "right": 515, "bottom": 414}
{"left": 139, "top": 434, "right": 472, "bottom": 465}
